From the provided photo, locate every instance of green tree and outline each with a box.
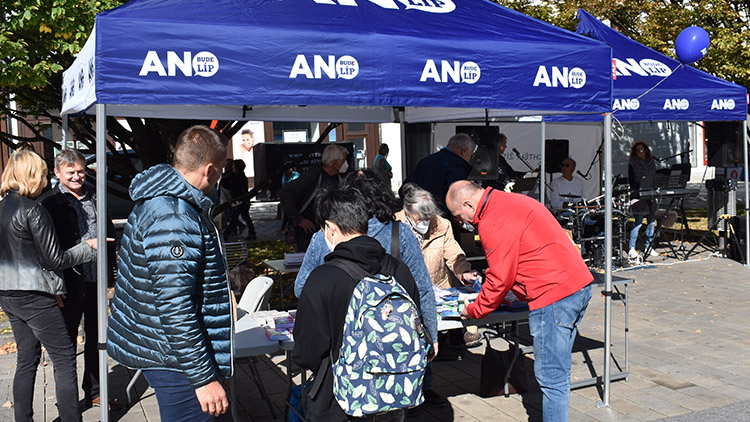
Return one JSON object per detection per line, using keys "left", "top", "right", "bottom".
{"left": 494, "top": 0, "right": 750, "bottom": 90}
{"left": 0, "top": 0, "right": 245, "bottom": 181}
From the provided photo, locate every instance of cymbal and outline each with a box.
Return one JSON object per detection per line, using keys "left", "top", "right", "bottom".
{"left": 559, "top": 193, "right": 581, "bottom": 199}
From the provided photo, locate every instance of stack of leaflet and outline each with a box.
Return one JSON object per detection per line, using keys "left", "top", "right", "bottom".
{"left": 433, "top": 281, "right": 481, "bottom": 320}
{"left": 284, "top": 252, "right": 305, "bottom": 267}
{"left": 251, "top": 310, "right": 296, "bottom": 341}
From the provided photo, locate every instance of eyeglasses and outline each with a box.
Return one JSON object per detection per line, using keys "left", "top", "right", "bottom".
{"left": 561, "top": 163, "right": 572, "bottom": 168}
{"left": 636, "top": 148, "right": 645, "bottom": 153}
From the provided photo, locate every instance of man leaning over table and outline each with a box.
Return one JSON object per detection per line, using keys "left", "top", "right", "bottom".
{"left": 447, "top": 180, "right": 592, "bottom": 422}
{"left": 108, "top": 125, "right": 232, "bottom": 421}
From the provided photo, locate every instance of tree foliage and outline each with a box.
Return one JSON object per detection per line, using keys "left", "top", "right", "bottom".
{"left": 493, "top": 0, "right": 750, "bottom": 90}
{"left": 0, "top": 0, "right": 244, "bottom": 182}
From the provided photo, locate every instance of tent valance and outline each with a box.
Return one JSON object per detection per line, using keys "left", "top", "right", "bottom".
{"left": 62, "top": 0, "right": 614, "bottom": 122}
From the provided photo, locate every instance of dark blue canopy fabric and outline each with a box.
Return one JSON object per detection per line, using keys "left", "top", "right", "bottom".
{"left": 555, "top": 9, "right": 746, "bottom": 122}
{"left": 63, "top": 0, "right": 614, "bottom": 121}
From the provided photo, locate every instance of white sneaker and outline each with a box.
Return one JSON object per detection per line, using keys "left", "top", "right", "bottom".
{"left": 628, "top": 248, "right": 639, "bottom": 259}
{"left": 648, "top": 248, "right": 659, "bottom": 257}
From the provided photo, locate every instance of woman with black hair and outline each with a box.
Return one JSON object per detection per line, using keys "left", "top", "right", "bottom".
{"left": 628, "top": 141, "right": 658, "bottom": 258}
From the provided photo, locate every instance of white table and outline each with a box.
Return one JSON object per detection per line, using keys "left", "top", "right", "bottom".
{"left": 262, "top": 259, "right": 301, "bottom": 310}
{"left": 233, "top": 313, "right": 282, "bottom": 419}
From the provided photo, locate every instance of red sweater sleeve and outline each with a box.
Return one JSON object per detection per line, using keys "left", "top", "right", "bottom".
{"left": 467, "top": 226, "right": 519, "bottom": 320}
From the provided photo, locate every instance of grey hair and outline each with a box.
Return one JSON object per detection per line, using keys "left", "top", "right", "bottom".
{"left": 401, "top": 183, "right": 441, "bottom": 220}
{"left": 54, "top": 149, "right": 86, "bottom": 170}
{"left": 321, "top": 144, "right": 347, "bottom": 167}
{"left": 446, "top": 133, "right": 475, "bottom": 151}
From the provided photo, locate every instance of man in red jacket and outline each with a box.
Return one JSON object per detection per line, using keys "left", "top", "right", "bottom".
{"left": 447, "top": 180, "right": 592, "bottom": 422}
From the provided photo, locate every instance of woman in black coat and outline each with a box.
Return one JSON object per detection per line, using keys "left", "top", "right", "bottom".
{"left": 627, "top": 142, "right": 657, "bottom": 259}
{"left": 0, "top": 150, "right": 98, "bottom": 422}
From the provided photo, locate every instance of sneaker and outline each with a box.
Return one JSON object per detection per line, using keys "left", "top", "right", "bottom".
{"left": 423, "top": 389, "right": 448, "bottom": 408}
{"left": 463, "top": 331, "right": 482, "bottom": 348}
{"left": 648, "top": 248, "right": 659, "bottom": 257}
{"left": 628, "top": 248, "right": 639, "bottom": 259}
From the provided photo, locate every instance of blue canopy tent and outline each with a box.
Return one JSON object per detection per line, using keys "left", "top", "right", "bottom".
{"left": 61, "top": 1, "right": 616, "bottom": 419}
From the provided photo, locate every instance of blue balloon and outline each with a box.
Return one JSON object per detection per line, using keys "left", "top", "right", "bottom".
{"left": 675, "top": 26, "right": 710, "bottom": 64}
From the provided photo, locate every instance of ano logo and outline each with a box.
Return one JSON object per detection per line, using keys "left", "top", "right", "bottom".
{"left": 139, "top": 51, "right": 218, "bottom": 77}
{"left": 533, "top": 66, "right": 586, "bottom": 89}
{"left": 614, "top": 98, "right": 640, "bottom": 111}
{"left": 420, "top": 60, "right": 480, "bottom": 84}
{"left": 289, "top": 55, "right": 359, "bottom": 80}
{"left": 614, "top": 58, "right": 671, "bottom": 77}
{"left": 664, "top": 99, "right": 689, "bottom": 110}
{"left": 313, "top": 0, "right": 455, "bottom": 13}
{"left": 711, "top": 99, "right": 736, "bottom": 110}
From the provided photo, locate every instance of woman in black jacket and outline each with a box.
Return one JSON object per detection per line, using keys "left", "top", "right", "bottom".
{"left": 0, "top": 150, "right": 98, "bottom": 422}
{"left": 627, "top": 142, "right": 657, "bottom": 259}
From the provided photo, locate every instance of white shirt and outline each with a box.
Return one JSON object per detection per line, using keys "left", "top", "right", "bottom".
{"left": 549, "top": 175, "right": 584, "bottom": 210}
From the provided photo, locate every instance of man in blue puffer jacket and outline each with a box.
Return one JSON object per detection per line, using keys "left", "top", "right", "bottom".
{"left": 108, "top": 126, "right": 233, "bottom": 421}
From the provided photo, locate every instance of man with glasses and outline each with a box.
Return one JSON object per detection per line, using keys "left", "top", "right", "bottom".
{"left": 404, "top": 133, "right": 476, "bottom": 214}
{"left": 548, "top": 157, "right": 584, "bottom": 211}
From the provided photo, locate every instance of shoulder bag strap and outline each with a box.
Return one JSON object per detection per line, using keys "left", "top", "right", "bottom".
{"left": 391, "top": 221, "right": 400, "bottom": 261}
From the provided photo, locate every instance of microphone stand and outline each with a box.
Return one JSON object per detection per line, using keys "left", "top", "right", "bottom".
{"left": 578, "top": 139, "right": 603, "bottom": 181}
{"left": 654, "top": 150, "right": 693, "bottom": 163}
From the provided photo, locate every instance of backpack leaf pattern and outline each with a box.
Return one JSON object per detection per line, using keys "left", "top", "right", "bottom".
{"left": 332, "top": 272, "right": 427, "bottom": 417}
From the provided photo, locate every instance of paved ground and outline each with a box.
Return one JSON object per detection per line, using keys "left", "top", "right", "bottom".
{"left": 1, "top": 201, "right": 749, "bottom": 421}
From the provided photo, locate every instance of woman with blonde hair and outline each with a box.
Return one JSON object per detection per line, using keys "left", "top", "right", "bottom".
{"left": 0, "top": 149, "right": 99, "bottom": 422}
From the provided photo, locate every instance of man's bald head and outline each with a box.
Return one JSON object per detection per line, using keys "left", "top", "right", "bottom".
{"left": 446, "top": 180, "right": 485, "bottom": 224}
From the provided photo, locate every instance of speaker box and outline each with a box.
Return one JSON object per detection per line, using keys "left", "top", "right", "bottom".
{"left": 729, "top": 216, "right": 747, "bottom": 264}
{"left": 706, "top": 121, "right": 742, "bottom": 168}
{"left": 456, "top": 126, "right": 499, "bottom": 180}
{"left": 545, "top": 139, "right": 569, "bottom": 174}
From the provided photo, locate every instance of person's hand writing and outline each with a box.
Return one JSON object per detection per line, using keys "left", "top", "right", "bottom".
{"left": 195, "top": 380, "right": 228, "bottom": 416}
{"left": 298, "top": 218, "right": 317, "bottom": 234}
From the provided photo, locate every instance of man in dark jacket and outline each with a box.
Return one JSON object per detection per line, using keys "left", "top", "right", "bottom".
{"left": 107, "top": 125, "right": 232, "bottom": 421}
{"left": 403, "top": 133, "right": 475, "bottom": 213}
{"left": 223, "top": 159, "right": 256, "bottom": 240}
{"left": 279, "top": 144, "right": 348, "bottom": 251}
{"left": 293, "top": 184, "right": 423, "bottom": 422}
{"left": 39, "top": 148, "right": 117, "bottom": 408}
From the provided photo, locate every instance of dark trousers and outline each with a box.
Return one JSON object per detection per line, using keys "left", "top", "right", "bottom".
{"left": 0, "top": 292, "right": 81, "bottom": 422}
{"left": 61, "top": 281, "right": 100, "bottom": 400}
{"left": 143, "top": 370, "right": 215, "bottom": 422}
{"left": 225, "top": 202, "right": 256, "bottom": 239}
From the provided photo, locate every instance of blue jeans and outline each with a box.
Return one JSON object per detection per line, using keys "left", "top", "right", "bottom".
{"left": 143, "top": 370, "right": 215, "bottom": 422}
{"left": 629, "top": 213, "right": 656, "bottom": 249}
{"left": 0, "top": 292, "right": 80, "bottom": 422}
{"left": 528, "top": 286, "right": 591, "bottom": 422}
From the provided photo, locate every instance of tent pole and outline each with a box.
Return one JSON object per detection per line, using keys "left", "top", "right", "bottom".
{"left": 598, "top": 112, "right": 613, "bottom": 408}
{"left": 540, "top": 122, "right": 546, "bottom": 205}
{"left": 744, "top": 116, "right": 749, "bottom": 267}
{"left": 62, "top": 115, "right": 68, "bottom": 146}
{"left": 95, "top": 104, "right": 110, "bottom": 422}
{"left": 399, "top": 110, "right": 406, "bottom": 185}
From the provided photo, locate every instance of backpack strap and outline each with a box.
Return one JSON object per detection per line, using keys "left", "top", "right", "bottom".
{"left": 298, "top": 174, "right": 323, "bottom": 215}
{"left": 390, "top": 222, "right": 400, "bottom": 261}
{"left": 326, "top": 258, "right": 370, "bottom": 281}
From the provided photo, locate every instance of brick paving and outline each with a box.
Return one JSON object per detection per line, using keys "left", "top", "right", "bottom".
{"left": 1, "top": 201, "right": 749, "bottom": 421}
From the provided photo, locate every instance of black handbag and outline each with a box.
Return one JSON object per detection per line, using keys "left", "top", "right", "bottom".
{"left": 479, "top": 334, "right": 538, "bottom": 397}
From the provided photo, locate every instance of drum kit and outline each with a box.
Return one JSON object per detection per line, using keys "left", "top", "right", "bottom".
{"left": 554, "top": 181, "right": 632, "bottom": 268}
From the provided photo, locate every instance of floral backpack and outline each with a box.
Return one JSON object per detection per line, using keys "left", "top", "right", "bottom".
{"left": 325, "top": 256, "right": 430, "bottom": 417}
